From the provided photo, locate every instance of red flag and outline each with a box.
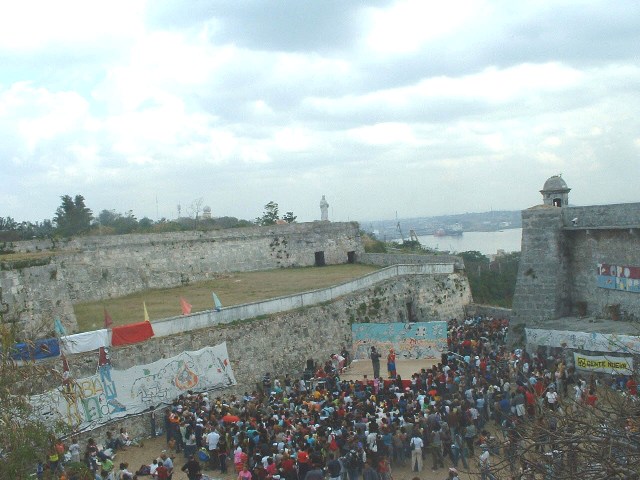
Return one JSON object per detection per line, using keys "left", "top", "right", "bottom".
{"left": 180, "top": 297, "right": 192, "bottom": 315}
{"left": 104, "top": 308, "right": 113, "bottom": 329}
{"left": 111, "top": 321, "right": 155, "bottom": 346}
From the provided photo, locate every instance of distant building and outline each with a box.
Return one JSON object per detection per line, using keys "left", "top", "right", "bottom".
{"left": 202, "top": 206, "right": 212, "bottom": 219}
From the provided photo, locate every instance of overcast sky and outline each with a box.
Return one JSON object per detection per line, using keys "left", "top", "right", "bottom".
{"left": 2, "top": 0, "right": 639, "bottom": 224}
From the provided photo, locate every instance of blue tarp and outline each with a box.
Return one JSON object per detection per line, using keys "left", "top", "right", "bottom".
{"left": 11, "top": 337, "right": 60, "bottom": 361}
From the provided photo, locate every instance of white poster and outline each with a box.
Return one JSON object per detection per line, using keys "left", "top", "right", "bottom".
{"left": 31, "top": 342, "right": 236, "bottom": 432}
{"left": 573, "top": 352, "right": 633, "bottom": 375}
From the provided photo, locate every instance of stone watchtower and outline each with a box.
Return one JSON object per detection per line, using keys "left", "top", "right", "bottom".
{"left": 540, "top": 174, "right": 570, "bottom": 207}
{"left": 509, "top": 176, "right": 572, "bottom": 344}
{"left": 320, "top": 195, "right": 329, "bottom": 221}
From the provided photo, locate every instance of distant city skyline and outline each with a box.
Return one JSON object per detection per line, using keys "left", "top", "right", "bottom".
{"left": 2, "top": 1, "right": 639, "bottom": 223}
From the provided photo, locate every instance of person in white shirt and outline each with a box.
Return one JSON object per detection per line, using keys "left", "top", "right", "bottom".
{"left": 546, "top": 387, "right": 559, "bottom": 410}
{"left": 410, "top": 433, "right": 424, "bottom": 472}
{"left": 479, "top": 445, "right": 496, "bottom": 480}
{"left": 207, "top": 428, "right": 221, "bottom": 470}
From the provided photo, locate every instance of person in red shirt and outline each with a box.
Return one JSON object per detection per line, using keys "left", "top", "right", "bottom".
{"left": 280, "top": 453, "right": 296, "bottom": 478}
{"left": 387, "top": 350, "right": 397, "bottom": 379}
{"left": 627, "top": 378, "right": 638, "bottom": 396}
{"left": 265, "top": 457, "right": 277, "bottom": 476}
{"left": 586, "top": 389, "right": 598, "bottom": 407}
{"left": 154, "top": 463, "right": 169, "bottom": 480}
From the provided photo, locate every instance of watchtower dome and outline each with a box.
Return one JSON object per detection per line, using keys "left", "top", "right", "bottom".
{"left": 540, "top": 175, "right": 570, "bottom": 207}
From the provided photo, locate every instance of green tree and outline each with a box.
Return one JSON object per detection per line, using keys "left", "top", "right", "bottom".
{"left": 256, "top": 201, "right": 280, "bottom": 226}
{"left": 112, "top": 211, "right": 138, "bottom": 234}
{"left": 0, "top": 216, "right": 18, "bottom": 231}
{"left": 138, "top": 217, "right": 154, "bottom": 230}
{"left": 53, "top": 195, "right": 93, "bottom": 237}
{"left": 282, "top": 211, "right": 297, "bottom": 223}
{"left": 97, "top": 209, "right": 119, "bottom": 227}
{"left": 460, "top": 250, "right": 519, "bottom": 307}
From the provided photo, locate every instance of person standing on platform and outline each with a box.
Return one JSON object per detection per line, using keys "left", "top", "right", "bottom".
{"left": 371, "top": 346, "right": 382, "bottom": 379}
{"left": 387, "top": 349, "right": 397, "bottom": 379}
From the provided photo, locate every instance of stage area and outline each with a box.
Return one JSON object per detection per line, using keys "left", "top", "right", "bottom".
{"left": 339, "top": 358, "right": 439, "bottom": 382}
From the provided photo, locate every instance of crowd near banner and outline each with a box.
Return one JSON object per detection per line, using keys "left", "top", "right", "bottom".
{"left": 352, "top": 321, "right": 447, "bottom": 360}
{"left": 30, "top": 342, "right": 236, "bottom": 432}
{"left": 573, "top": 352, "right": 634, "bottom": 375}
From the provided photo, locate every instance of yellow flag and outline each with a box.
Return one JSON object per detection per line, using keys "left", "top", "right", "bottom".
{"left": 143, "top": 302, "right": 150, "bottom": 322}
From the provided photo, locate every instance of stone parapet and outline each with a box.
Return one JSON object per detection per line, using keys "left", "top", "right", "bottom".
{"left": 0, "top": 222, "right": 363, "bottom": 334}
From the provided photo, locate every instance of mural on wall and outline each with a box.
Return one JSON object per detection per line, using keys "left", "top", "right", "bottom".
{"left": 525, "top": 328, "right": 640, "bottom": 354}
{"left": 352, "top": 322, "right": 447, "bottom": 360}
{"left": 31, "top": 342, "right": 236, "bottom": 432}
{"left": 597, "top": 263, "right": 640, "bottom": 293}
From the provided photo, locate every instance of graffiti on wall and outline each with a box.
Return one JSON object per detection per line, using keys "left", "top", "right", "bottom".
{"left": 352, "top": 322, "right": 447, "bottom": 360}
{"left": 597, "top": 263, "right": 640, "bottom": 293}
{"left": 30, "top": 342, "right": 236, "bottom": 432}
{"left": 525, "top": 328, "right": 640, "bottom": 354}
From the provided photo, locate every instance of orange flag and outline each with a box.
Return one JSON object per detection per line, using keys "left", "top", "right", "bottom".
{"left": 180, "top": 297, "right": 192, "bottom": 315}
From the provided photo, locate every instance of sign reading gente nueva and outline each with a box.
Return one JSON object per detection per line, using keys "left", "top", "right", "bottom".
{"left": 574, "top": 352, "right": 633, "bottom": 375}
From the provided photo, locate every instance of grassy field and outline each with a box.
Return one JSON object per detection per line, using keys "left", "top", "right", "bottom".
{"left": 73, "top": 264, "right": 380, "bottom": 332}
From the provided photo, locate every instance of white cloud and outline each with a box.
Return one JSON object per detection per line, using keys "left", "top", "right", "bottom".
{"left": 363, "top": 0, "right": 484, "bottom": 54}
{"left": 347, "top": 123, "right": 416, "bottom": 146}
{"left": 0, "top": 0, "right": 638, "bottom": 223}
{"left": 0, "top": 0, "right": 145, "bottom": 52}
{"left": 0, "top": 82, "right": 90, "bottom": 154}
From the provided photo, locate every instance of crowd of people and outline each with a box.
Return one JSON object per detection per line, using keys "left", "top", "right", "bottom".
{"left": 126, "top": 315, "right": 592, "bottom": 480}
{"left": 43, "top": 315, "right": 640, "bottom": 480}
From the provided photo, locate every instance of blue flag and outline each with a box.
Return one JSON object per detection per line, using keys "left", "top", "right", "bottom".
{"left": 212, "top": 292, "right": 222, "bottom": 311}
{"left": 54, "top": 318, "right": 67, "bottom": 337}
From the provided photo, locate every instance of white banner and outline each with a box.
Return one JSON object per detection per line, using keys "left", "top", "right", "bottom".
{"left": 31, "top": 342, "right": 236, "bottom": 432}
{"left": 60, "top": 329, "right": 109, "bottom": 354}
{"left": 525, "top": 328, "right": 640, "bottom": 354}
{"left": 573, "top": 352, "right": 633, "bottom": 375}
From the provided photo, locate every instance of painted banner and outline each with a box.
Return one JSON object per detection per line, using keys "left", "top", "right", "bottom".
{"left": 30, "top": 342, "right": 236, "bottom": 432}
{"left": 597, "top": 263, "right": 640, "bottom": 293}
{"left": 525, "top": 328, "right": 640, "bottom": 354}
{"left": 352, "top": 322, "right": 447, "bottom": 360}
{"left": 574, "top": 352, "right": 633, "bottom": 375}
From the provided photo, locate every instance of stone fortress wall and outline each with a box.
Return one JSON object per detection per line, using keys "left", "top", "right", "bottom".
{"left": 1, "top": 222, "right": 364, "bottom": 334}
{"left": 73, "top": 265, "right": 469, "bottom": 442}
{"left": 511, "top": 177, "right": 640, "bottom": 341}
{"left": 24, "top": 255, "right": 471, "bottom": 442}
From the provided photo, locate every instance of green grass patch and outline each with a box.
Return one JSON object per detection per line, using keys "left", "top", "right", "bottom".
{"left": 74, "top": 264, "right": 380, "bottom": 332}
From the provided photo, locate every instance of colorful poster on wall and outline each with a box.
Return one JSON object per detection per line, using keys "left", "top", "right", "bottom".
{"left": 574, "top": 352, "right": 633, "bottom": 375}
{"left": 352, "top": 322, "right": 447, "bottom": 360}
{"left": 597, "top": 263, "right": 640, "bottom": 293}
{"left": 30, "top": 342, "right": 236, "bottom": 432}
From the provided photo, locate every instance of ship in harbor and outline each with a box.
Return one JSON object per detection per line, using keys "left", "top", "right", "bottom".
{"left": 433, "top": 223, "right": 463, "bottom": 237}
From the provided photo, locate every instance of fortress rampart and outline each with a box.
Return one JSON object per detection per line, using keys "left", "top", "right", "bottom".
{"left": 0, "top": 222, "right": 363, "bottom": 335}
{"left": 29, "top": 265, "right": 471, "bottom": 442}
{"left": 512, "top": 199, "right": 640, "bottom": 341}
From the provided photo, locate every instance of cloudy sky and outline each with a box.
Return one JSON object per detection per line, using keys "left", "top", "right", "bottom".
{"left": 2, "top": 0, "right": 639, "bottom": 224}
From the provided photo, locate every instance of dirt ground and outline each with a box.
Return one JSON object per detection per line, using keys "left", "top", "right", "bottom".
{"left": 114, "top": 360, "right": 480, "bottom": 480}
